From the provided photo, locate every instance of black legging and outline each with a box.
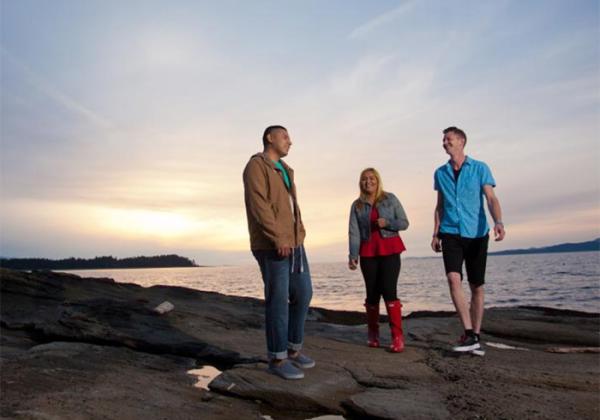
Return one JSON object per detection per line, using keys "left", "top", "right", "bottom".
{"left": 360, "top": 253, "right": 401, "bottom": 305}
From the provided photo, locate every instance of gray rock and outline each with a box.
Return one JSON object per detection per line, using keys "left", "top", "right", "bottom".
{"left": 209, "top": 361, "right": 361, "bottom": 414}
{"left": 1, "top": 341, "right": 262, "bottom": 419}
{"left": 0, "top": 269, "right": 259, "bottom": 367}
{"left": 343, "top": 387, "right": 450, "bottom": 419}
{"left": 2, "top": 268, "right": 599, "bottom": 419}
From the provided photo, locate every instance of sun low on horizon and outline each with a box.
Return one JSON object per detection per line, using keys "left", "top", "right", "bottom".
{"left": 1, "top": 1, "right": 598, "bottom": 265}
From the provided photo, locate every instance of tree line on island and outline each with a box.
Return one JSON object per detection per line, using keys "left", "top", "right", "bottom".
{"left": 1, "top": 239, "right": 598, "bottom": 271}
{"left": 489, "top": 238, "right": 600, "bottom": 256}
{"left": 0, "top": 254, "right": 199, "bottom": 270}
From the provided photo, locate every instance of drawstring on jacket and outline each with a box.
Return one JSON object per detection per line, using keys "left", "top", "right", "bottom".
{"left": 289, "top": 246, "right": 304, "bottom": 274}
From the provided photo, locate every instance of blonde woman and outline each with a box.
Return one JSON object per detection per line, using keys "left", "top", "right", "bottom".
{"left": 348, "top": 168, "right": 409, "bottom": 352}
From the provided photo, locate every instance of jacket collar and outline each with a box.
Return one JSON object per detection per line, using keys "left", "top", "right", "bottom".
{"left": 358, "top": 192, "right": 388, "bottom": 206}
{"left": 254, "top": 152, "right": 293, "bottom": 173}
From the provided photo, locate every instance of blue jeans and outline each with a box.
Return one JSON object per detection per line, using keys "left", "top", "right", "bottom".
{"left": 252, "top": 245, "right": 313, "bottom": 360}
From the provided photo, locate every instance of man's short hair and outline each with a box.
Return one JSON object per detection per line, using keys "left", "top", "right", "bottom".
{"left": 443, "top": 126, "right": 467, "bottom": 145}
{"left": 262, "top": 125, "right": 287, "bottom": 147}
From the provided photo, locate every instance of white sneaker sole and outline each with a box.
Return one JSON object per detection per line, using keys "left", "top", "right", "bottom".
{"left": 471, "top": 348, "right": 485, "bottom": 356}
{"left": 290, "top": 360, "right": 316, "bottom": 369}
{"left": 268, "top": 367, "right": 304, "bottom": 380}
{"left": 452, "top": 343, "right": 481, "bottom": 352}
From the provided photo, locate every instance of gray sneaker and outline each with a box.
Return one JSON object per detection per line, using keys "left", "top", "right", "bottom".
{"left": 289, "top": 353, "right": 316, "bottom": 369}
{"left": 268, "top": 360, "right": 304, "bottom": 380}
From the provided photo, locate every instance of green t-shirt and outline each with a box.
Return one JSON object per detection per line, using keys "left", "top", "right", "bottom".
{"left": 273, "top": 160, "right": 291, "bottom": 190}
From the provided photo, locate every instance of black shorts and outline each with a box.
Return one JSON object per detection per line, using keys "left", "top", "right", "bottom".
{"left": 440, "top": 233, "right": 489, "bottom": 286}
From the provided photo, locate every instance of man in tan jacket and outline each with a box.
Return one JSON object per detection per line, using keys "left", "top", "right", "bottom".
{"left": 243, "top": 125, "right": 314, "bottom": 380}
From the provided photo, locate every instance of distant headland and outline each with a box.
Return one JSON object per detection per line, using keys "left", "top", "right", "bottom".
{"left": 0, "top": 254, "right": 199, "bottom": 271}
{"left": 490, "top": 238, "right": 600, "bottom": 256}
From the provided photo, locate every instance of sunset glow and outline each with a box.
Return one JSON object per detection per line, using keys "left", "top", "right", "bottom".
{"left": 1, "top": 1, "right": 598, "bottom": 264}
{"left": 99, "top": 209, "right": 202, "bottom": 239}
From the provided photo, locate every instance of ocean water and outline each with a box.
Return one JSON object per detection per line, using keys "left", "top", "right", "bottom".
{"left": 65, "top": 251, "right": 600, "bottom": 314}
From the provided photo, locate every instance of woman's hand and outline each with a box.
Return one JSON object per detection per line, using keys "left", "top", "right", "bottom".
{"left": 348, "top": 258, "right": 358, "bottom": 270}
{"left": 376, "top": 218, "right": 387, "bottom": 228}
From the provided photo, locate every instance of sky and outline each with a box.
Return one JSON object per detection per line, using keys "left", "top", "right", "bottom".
{"left": 1, "top": 0, "right": 599, "bottom": 264}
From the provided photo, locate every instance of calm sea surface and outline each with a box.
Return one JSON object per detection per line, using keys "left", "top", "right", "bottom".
{"left": 65, "top": 251, "right": 600, "bottom": 314}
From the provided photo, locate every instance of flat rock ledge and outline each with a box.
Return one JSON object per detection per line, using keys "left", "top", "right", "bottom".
{"left": 1, "top": 268, "right": 599, "bottom": 419}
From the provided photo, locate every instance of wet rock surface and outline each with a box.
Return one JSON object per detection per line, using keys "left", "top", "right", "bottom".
{"left": 1, "top": 268, "right": 599, "bottom": 419}
{"left": 1, "top": 339, "right": 262, "bottom": 420}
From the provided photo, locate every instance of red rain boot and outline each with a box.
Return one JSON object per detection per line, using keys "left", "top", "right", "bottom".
{"left": 385, "top": 300, "right": 404, "bottom": 353}
{"left": 364, "top": 302, "right": 380, "bottom": 348}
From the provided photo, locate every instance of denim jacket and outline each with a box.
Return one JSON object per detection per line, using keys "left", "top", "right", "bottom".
{"left": 348, "top": 192, "right": 409, "bottom": 259}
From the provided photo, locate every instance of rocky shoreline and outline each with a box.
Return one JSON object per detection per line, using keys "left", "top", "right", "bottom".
{"left": 1, "top": 268, "right": 598, "bottom": 419}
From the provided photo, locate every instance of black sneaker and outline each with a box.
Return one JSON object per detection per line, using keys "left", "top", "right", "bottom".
{"left": 471, "top": 341, "right": 485, "bottom": 357}
{"left": 452, "top": 334, "right": 481, "bottom": 352}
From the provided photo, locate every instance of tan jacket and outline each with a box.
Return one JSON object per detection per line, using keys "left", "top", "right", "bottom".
{"left": 243, "top": 152, "right": 306, "bottom": 250}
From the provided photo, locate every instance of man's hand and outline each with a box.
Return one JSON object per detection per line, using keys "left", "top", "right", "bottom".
{"left": 431, "top": 236, "right": 442, "bottom": 253}
{"left": 277, "top": 247, "right": 292, "bottom": 257}
{"left": 348, "top": 258, "right": 358, "bottom": 270}
{"left": 376, "top": 218, "right": 387, "bottom": 228}
{"left": 494, "top": 223, "right": 505, "bottom": 241}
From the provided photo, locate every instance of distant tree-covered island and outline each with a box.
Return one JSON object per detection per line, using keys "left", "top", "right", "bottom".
{"left": 490, "top": 238, "right": 600, "bottom": 256}
{"left": 0, "top": 254, "right": 199, "bottom": 271}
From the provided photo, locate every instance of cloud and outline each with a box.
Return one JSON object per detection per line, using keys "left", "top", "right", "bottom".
{"left": 349, "top": 1, "right": 416, "bottom": 40}
{"left": 1, "top": 46, "right": 115, "bottom": 129}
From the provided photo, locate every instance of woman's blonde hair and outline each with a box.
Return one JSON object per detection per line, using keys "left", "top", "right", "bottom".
{"left": 357, "top": 167, "right": 385, "bottom": 209}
